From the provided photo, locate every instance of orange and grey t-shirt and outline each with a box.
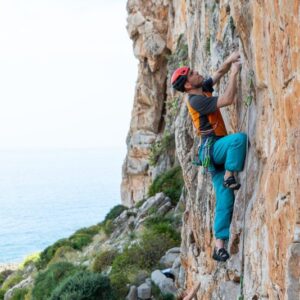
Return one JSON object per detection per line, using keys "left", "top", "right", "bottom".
{"left": 186, "top": 77, "right": 227, "bottom": 137}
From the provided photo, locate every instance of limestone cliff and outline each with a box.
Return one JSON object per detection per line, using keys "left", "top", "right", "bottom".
{"left": 123, "top": 0, "right": 300, "bottom": 299}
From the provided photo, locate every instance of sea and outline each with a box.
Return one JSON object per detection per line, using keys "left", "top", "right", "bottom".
{"left": 0, "top": 148, "right": 124, "bottom": 264}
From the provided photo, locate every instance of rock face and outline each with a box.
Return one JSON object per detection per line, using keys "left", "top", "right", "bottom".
{"left": 123, "top": 0, "right": 300, "bottom": 299}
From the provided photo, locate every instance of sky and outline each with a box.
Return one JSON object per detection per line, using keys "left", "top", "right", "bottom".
{"left": 0, "top": 0, "right": 137, "bottom": 150}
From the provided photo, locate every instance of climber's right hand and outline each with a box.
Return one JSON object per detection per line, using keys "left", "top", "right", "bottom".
{"left": 231, "top": 60, "right": 242, "bottom": 74}
{"left": 227, "top": 51, "right": 240, "bottom": 63}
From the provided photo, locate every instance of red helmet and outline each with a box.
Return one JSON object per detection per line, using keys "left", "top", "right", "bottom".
{"left": 171, "top": 66, "right": 190, "bottom": 92}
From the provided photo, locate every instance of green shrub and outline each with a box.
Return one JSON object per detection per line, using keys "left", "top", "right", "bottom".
{"left": 69, "top": 233, "right": 93, "bottom": 250}
{"left": 37, "top": 239, "right": 72, "bottom": 269}
{"left": 109, "top": 225, "right": 180, "bottom": 299}
{"left": 73, "top": 225, "right": 101, "bottom": 236}
{"left": 49, "top": 246, "right": 76, "bottom": 264}
{"left": 50, "top": 271, "right": 113, "bottom": 300}
{"left": 0, "top": 289, "right": 5, "bottom": 300}
{"left": 103, "top": 219, "right": 115, "bottom": 236}
{"left": 148, "top": 132, "right": 175, "bottom": 166}
{"left": 109, "top": 272, "right": 129, "bottom": 300}
{"left": 126, "top": 211, "right": 137, "bottom": 218}
{"left": 10, "top": 288, "right": 29, "bottom": 300}
{"left": 148, "top": 166, "right": 184, "bottom": 205}
{"left": 92, "top": 249, "right": 118, "bottom": 273}
{"left": 104, "top": 205, "right": 127, "bottom": 223}
{"left": 136, "top": 231, "right": 179, "bottom": 270}
{"left": 1, "top": 272, "right": 23, "bottom": 292}
{"left": 20, "top": 253, "right": 40, "bottom": 269}
{"left": 31, "top": 262, "right": 79, "bottom": 300}
{"left": 37, "top": 225, "right": 102, "bottom": 269}
{"left": 0, "top": 270, "right": 10, "bottom": 287}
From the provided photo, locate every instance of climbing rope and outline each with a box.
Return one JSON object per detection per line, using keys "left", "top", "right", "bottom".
{"left": 238, "top": 70, "right": 254, "bottom": 300}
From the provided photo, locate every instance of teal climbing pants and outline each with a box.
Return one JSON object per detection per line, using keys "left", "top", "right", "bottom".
{"left": 200, "top": 133, "right": 247, "bottom": 240}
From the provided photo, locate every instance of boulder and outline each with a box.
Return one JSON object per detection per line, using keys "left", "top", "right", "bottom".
{"left": 151, "top": 270, "right": 177, "bottom": 295}
{"left": 137, "top": 282, "right": 151, "bottom": 299}
{"left": 159, "top": 247, "right": 180, "bottom": 268}
{"left": 140, "top": 192, "right": 168, "bottom": 212}
{"left": 157, "top": 201, "right": 172, "bottom": 216}
{"left": 126, "top": 285, "right": 138, "bottom": 300}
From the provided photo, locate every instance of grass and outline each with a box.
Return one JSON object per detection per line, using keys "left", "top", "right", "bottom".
{"left": 148, "top": 132, "right": 175, "bottom": 166}
{"left": 148, "top": 165, "right": 184, "bottom": 205}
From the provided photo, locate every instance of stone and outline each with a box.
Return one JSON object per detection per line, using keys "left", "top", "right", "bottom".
{"left": 156, "top": 201, "right": 172, "bottom": 216}
{"left": 151, "top": 270, "right": 177, "bottom": 295}
{"left": 126, "top": 285, "right": 138, "bottom": 300}
{"left": 137, "top": 282, "right": 151, "bottom": 299}
{"left": 159, "top": 247, "right": 181, "bottom": 268}
{"left": 139, "top": 192, "right": 168, "bottom": 212}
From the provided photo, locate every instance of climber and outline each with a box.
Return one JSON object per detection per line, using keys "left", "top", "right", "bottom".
{"left": 171, "top": 51, "right": 247, "bottom": 262}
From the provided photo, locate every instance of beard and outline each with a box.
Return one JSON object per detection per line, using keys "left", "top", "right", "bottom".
{"left": 192, "top": 80, "right": 203, "bottom": 89}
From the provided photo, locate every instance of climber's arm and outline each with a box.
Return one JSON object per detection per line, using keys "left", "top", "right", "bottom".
{"left": 212, "top": 51, "right": 240, "bottom": 85}
{"left": 217, "top": 61, "right": 241, "bottom": 108}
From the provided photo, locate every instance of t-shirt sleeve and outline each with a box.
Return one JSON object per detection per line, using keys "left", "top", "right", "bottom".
{"left": 189, "top": 94, "right": 218, "bottom": 115}
{"left": 202, "top": 77, "right": 214, "bottom": 93}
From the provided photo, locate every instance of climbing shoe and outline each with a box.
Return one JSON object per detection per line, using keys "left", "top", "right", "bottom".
{"left": 223, "top": 176, "right": 241, "bottom": 190}
{"left": 212, "top": 247, "right": 230, "bottom": 262}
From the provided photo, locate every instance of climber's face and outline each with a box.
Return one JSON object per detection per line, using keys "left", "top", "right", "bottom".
{"left": 185, "top": 69, "right": 204, "bottom": 90}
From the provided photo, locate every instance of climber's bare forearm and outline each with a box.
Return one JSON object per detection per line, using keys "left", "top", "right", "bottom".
{"left": 212, "top": 51, "right": 240, "bottom": 85}
{"left": 216, "top": 72, "right": 238, "bottom": 108}
{"left": 212, "top": 59, "right": 231, "bottom": 85}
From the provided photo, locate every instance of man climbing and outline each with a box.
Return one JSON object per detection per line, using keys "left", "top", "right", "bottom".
{"left": 171, "top": 51, "right": 247, "bottom": 262}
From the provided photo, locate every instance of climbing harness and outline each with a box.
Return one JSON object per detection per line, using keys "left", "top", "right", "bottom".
{"left": 238, "top": 71, "right": 254, "bottom": 300}
{"left": 192, "top": 135, "right": 224, "bottom": 176}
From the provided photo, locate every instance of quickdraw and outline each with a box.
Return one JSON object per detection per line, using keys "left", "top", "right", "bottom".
{"left": 201, "top": 136, "right": 215, "bottom": 174}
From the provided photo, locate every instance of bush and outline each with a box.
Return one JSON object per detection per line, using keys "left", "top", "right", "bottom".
{"left": 148, "top": 166, "right": 184, "bottom": 205}
{"left": 103, "top": 219, "right": 115, "bottom": 236}
{"left": 20, "top": 253, "right": 40, "bottom": 269}
{"left": 73, "top": 225, "right": 101, "bottom": 236}
{"left": 49, "top": 246, "right": 76, "bottom": 264}
{"left": 1, "top": 272, "right": 23, "bottom": 292}
{"left": 50, "top": 271, "right": 114, "bottom": 300}
{"left": 69, "top": 233, "right": 93, "bottom": 250}
{"left": 104, "top": 205, "right": 127, "bottom": 223}
{"left": 37, "top": 239, "right": 72, "bottom": 269}
{"left": 92, "top": 249, "right": 118, "bottom": 273}
{"left": 109, "top": 272, "right": 129, "bottom": 300}
{"left": 31, "top": 262, "right": 79, "bottom": 300}
{"left": 10, "top": 288, "right": 29, "bottom": 300}
{"left": 148, "top": 132, "right": 175, "bottom": 166}
{"left": 109, "top": 225, "right": 180, "bottom": 299}
{"left": 37, "top": 225, "right": 102, "bottom": 269}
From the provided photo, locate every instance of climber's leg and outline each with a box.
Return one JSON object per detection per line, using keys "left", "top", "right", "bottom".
{"left": 213, "top": 132, "right": 247, "bottom": 172}
{"left": 212, "top": 170, "right": 235, "bottom": 240}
